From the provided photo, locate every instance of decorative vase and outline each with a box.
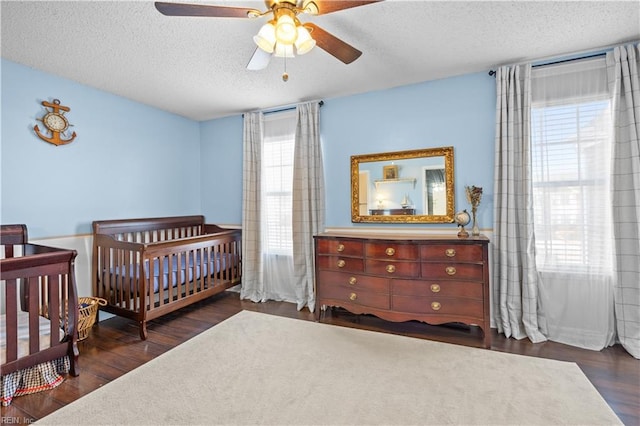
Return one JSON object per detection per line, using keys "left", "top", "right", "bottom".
{"left": 471, "top": 209, "right": 480, "bottom": 236}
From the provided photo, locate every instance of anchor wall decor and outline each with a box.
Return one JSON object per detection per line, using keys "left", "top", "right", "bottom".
{"left": 34, "top": 99, "right": 77, "bottom": 146}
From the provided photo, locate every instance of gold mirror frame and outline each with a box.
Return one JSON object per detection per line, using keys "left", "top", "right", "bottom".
{"left": 351, "top": 147, "right": 455, "bottom": 223}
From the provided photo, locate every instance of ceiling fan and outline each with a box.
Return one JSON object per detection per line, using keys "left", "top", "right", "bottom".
{"left": 154, "top": 0, "right": 382, "bottom": 71}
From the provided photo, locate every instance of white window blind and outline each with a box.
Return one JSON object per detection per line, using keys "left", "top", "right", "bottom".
{"left": 262, "top": 112, "right": 296, "bottom": 255}
{"left": 531, "top": 58, "right": 613, "bottom": 275}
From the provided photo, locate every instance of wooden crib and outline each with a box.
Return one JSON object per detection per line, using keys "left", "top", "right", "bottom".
{"left": 1, "top": 224, "right": 79, "bottom": 406}
{"left": 92, "top": 215, "right": 242, "bottom": 340}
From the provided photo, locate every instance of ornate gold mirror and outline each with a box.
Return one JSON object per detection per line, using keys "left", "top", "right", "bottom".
{"left": 351, "top": 147, "right": 455, "bottom": 223}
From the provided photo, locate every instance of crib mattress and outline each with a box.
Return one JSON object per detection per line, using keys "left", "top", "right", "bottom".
{"left": 106, "top": 252, "right": 232, "bottom": 293}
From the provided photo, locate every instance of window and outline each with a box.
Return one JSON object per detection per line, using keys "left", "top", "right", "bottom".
{"left": 262, "top": 112, "right": 296, "bottom": 255}
{"left": 530, "top": 59, "right": 613, "bottom": 274}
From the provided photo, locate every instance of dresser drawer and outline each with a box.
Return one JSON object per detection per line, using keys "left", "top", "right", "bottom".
{"left": 421, "top": 262, "right": 484, "bottom": 280}
{"left": 421, "top": 244, "right": 484, "bottom": 262}
{"left": 321, "top": 285, "right": 389, "bottom": 310}
{"left": 392, "top": 279, "right": 483, "bottom": 299}
{"left": 317, "top": 270, "right": 388, "bottom": 293}
{"left": 365, "top": 259, "right": 420, "bottom": 278}
{"left": 316, "top": 255, "right": 364, "bottom": 273}
{"left": 392, "top": 295, "right": 483, "bottom": 317}
{"left": 365, "top": 242, "right": 419, "bottom": 260}
{"left": 316, "top": 239, "right": 364, "bottom": 256}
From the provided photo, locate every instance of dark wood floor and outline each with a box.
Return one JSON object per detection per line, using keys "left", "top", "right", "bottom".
{"left": 3, "top": 291, "right": 638, "bottom": 425}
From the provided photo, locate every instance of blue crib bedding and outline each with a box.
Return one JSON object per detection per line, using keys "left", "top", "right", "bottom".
{"left": 106, "top": 251, "right": 230, "bottom": 293}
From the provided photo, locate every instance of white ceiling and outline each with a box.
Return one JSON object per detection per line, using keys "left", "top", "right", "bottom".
{"left": 2, "top": 0, "right": 639, "bottom": 121}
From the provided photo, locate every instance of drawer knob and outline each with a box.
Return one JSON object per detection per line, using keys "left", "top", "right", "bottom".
{"left": 445, "top": 266, "right": 456, "bottom": 275}
{"left": 385, "top": 247, "right": 396, "bottom": 256}
{"left": 445, "top": 248, "right": 456, "bottom": 257}
{"left": 337, "top": 259, "right": 346, "bottom": 268}
{"left": 386, "top": 264, "right": 396, "bottom": 273}
{"left": 337, "top": 243, "right": 345, "bottom": 252}
{"left": 349, "top": 292, "right": 357, "bottom": 301}
{"left": 430, "top": 284, "right": 441, "bottom": 293}
{"left": 349, "top": 276, "right": 357, "bottom": 285}
{"left": 431, "top": 301, "right": 441, "bottom": 311}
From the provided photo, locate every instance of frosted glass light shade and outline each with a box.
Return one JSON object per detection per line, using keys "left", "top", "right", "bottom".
{"left": 253, "top": 22, "right": 276, "bottom": 53}
{"left": 274, "top": 43, "right": 295, "bottom": 58}
{"left": 275, "top": 14, "right": 297, "bottom": 45}
{"left": 294, "top": 25, "right": 315, "bottom": 55}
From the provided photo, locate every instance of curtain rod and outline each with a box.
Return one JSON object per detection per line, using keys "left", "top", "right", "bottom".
{"left": 243, "top": 100, "right": 324, "bottom": 117}
{"left": 487, "top": 40, "right": 639, "bottom": 77}
{"left": 263, "top": 100, "right": 324, "bottom": 115}
{"left": 488, "top": 52, "right": 607, "bottom": 76}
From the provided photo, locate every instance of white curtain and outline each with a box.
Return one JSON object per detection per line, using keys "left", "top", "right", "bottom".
{"left": 492, "top": 64, "right": 547, "bottom": 343}
{"left": 292, "top": 102, "right": 325, "bottom": 312}
{"left": 607, "top": 44, "right": 640, "bottom": 359}
{"left": 241, "top": 103, "right": 324, "bottom": 310}
{"left": 240, "top": 112, "right": 265, "bottom": 302}
{"left": 530, "top": 57, "right": 616, "bottom": 350}
{"left": 260, "top": 111, "right": 298, "bottom": 302}
{"left": 493, "top": 45, "right": 640, "bottom": 358}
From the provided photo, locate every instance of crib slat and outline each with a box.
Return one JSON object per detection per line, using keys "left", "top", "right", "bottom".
{"left": 5, "top": 278, "right": 18, "bottom": 363}
{"left": 198, "top": 246, "right": 205, "bottom": 293}
{"left": 175, "top": 252, "right": 182, "bottom": 302}
{"left": 27, "top": 276, "right": 40, "bottom": 355}
{"left": 48, "top": 274, "right": 61, "bottom": 345}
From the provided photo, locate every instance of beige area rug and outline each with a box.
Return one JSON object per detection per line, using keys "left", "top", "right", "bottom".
{"left": 37, "top": 310, "right": 621, "bottom": 426}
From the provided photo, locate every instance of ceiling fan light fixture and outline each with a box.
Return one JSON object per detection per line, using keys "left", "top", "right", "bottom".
{"left": 274, "top": 42, "right": 295, "bottom": 58}
{"left": 274, "top": 10, "right": 297, "bottom": 45}
{"left": 253, "top": 21, "right": 276, "bottom": 53}
{"left": 294, "top": 25, "right": 315, "bottom": 55}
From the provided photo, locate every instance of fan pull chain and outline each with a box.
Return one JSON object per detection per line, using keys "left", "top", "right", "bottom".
{"left": 282, "top": 55, "right": 289, "bottom": 82}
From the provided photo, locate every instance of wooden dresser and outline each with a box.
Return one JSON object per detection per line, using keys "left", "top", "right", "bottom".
{"left": 314, "top": 232, "right": 491, "bottom": 348}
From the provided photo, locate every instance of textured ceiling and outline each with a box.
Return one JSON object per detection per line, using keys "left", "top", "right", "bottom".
{"left": 2, "top": 0, "right": 639, "bottom": 121}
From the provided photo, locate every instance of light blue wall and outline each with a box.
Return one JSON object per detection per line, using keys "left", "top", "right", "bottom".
{"left": 200, "top": 115, "right": 243, "bottom": 224}
{"left": 1, "top": 59, "right": 201, "bottom": 238}
{"left": 323, "top": 72, "right": 495, "bottom": 228}
{"left": 2, "top": 58, "right": 496, "bottom": 238}
{"left": 201, "top": 71, "right": 496, "bottom": 230}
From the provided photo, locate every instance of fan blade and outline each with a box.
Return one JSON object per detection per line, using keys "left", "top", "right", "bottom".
{"left": 309, "top": 0, "right": 382, "bottom": 15}
{"left": 154, "top": 2, "right": 259, "bottom": 18}
{"left": 247, "top": 47, "right": 272, "bottom": 70}
{"left": 304, "top": 23, "right": 362, "bottom": 64}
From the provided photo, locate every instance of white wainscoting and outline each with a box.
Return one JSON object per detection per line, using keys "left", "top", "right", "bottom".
{"left": 30, "top": 234, "right": 117, "bottom": 321}
{"left": 32, "top": 234, "right": 93, "bottom": 298}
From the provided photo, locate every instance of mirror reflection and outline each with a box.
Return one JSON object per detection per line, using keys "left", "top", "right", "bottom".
{"left": 351, "top": 147, "right": 455, "bottom": 223}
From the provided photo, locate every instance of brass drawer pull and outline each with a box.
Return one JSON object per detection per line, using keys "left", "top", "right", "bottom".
{"left": 385, "top": 247, "right": 396, "bottom": 256}
{"left": 431, "top": 301, "right": 441, "bottom": 311}
{"left": 386, "top": 264, "right": 396, "bottom": 273}
{"left": 349, "top": 292, "right": 357, "bottom": 301}
{"left": 349, "top": 276, "right": 357, "bottom": 285}
{"left": 445, "top": 266, "right": 456, "bottom": 275}
{"left": 337, "top": 259, "right": 346, "bottom": 268}
{"left": 430, "top": 284, "right": 441, "bottom": 293}
{"left": 445, "top": 248, "right": 456, "bottom": 257}
{"left": 337, "top": 243, "right": 345, "bottom": 252}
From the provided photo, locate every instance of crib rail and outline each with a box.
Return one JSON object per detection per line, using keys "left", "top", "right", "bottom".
{"left": 1, "top": 240, "right": 79, "bottom": 376}
{"left": 93, "top": 215, "right": 207, "bottom": 244}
